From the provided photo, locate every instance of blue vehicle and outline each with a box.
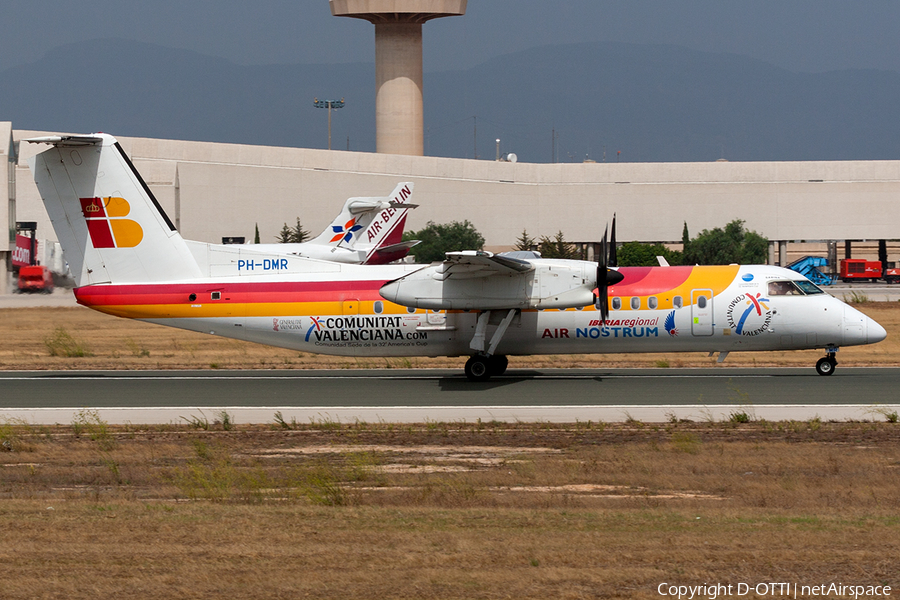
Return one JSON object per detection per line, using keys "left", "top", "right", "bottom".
{"left": 787, "top": 256, "right": 835, "bottom": 286}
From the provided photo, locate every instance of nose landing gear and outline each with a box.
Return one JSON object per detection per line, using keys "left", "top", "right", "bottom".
{"left": 815, "top": 352, "right": 838, "bottom": 376}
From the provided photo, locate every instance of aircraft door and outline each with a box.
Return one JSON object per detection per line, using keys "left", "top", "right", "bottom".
{"left": 691, "top": 289, "right": 714, "bottom": 336}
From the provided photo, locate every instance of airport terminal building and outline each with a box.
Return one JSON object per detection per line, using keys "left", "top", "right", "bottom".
{"left": 3, "top": 121, "right": 900, "bottom": 293}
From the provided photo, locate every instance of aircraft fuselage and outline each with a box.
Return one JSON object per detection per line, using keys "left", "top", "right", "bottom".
{"left": 73, "top": 264, "right": 882, "bottom": 359}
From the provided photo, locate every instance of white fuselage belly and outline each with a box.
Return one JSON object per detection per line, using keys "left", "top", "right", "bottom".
{"left": 143, "top": 290, "right": 856, "bottom": 358}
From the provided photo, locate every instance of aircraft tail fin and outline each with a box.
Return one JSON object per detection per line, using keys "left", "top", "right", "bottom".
{"left": 27, "top": 134, "right": 202, "bottom": 287}
{"left": 309, "top": 182, "right": 417, "bottom": 259}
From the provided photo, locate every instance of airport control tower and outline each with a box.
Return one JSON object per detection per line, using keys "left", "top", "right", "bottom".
{"left": 330, "top": 0, "right": 467, "bottom": 156}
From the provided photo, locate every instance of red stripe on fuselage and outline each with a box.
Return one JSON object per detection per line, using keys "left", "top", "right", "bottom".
{"left": 75, "top": 280, "right": 389, "bottom": 306}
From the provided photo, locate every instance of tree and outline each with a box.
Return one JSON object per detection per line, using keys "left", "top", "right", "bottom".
{"left": 402, "top": 220, "right": 485, "bottom": 263}
{"left": 254, "top": 223, "right": 260, "bottom": 244}
{"left": 682, "top": 219, "right": 768, "bottom": 265}
{"left": 276, "top": 223, "right": 293, "bottom": 243}
{"left": 290, "top": 219, "right": 310, "bottom": 243}
{"left": 276, "top": 218, "right": 310, "bottom": 243}
{"left": 513, "top": 229, "right": 537, "bottom": 252}
{"left": 617, "top": 242, "right": 683, "bottom": 266}
{"left": 537, "top": 231, "right": 579, "bottom": 259}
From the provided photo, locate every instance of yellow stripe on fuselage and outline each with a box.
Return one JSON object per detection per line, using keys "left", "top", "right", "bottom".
{"left": 90, "top": 300, "right": 424, "bottom": 320}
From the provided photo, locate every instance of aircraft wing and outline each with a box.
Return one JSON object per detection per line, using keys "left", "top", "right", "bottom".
{"left": 381, "top": 250, "right": 594, "bottom": 310}
{"left": 434, "top": 251, "right": 534, "bottom": 280}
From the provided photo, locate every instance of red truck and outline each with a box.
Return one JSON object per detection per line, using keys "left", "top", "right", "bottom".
{"left": 840, "top": 258, "right": 900, "bottom": 284}
{"left": 17, "top": 265, "right": 54, "bottom": 293}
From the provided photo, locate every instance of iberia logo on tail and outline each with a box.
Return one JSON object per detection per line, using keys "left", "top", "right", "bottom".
{"left": 79, "top": 197, "right": 143, "bottom": 248}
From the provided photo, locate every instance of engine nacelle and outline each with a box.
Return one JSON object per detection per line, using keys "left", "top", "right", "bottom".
{"left": 380, "top": 259, "right": 597, "bottom": 310}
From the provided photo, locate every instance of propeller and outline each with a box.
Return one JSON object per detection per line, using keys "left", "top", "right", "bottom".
{"left": 596, "top": 216, "right": 624, "bottom": 323}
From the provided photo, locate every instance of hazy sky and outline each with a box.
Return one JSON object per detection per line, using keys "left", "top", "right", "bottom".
{"left": 3, "top": 1, "right": 900, "bottom": 74}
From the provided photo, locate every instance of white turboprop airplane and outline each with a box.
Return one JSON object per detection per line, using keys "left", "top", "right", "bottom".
{"left": 251, "top": 181, "right": 419, "bottom": 265}
{"left": 28, "top": 134, "right": 886, "bottom": 380}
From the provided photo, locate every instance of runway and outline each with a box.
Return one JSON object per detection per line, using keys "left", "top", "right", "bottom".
{"left": 1, "top": 368, "right": 898, "bottom": 424}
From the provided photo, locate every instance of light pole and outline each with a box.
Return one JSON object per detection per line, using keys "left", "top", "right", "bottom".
{"left": 314, "top": 98, "right": 345, "bottom": 150}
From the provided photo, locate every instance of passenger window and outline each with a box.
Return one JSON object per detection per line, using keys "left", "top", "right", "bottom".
{"left": 697, "top": 295, "right": 707, "bottom": 309}
{"left": 630, "top": 297, "right": 641, "bottom": 310}
{"left": 374, "top": 300, "right": 383, "bottom": 314}
{"left": 211, "top": 292, "right": 221, "bottom": 300}
{"left": 673, "top": 296, "right": 683, "bottom": 309}
{"left": 406, "top": 306, "right": 417, "bottom": 314}
{"left": 648, "top": 297, "right": 658, "bottom": 310}
{"left": 612, "top": 297, "right": 622, "bottom": 310}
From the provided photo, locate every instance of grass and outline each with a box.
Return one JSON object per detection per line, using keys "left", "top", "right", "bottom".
{"left": 274, "top": 410, "right": 300, "bottom": 430}
{"left": 44, "top": 326, "right": 92, "bottom": 357}
{"left": 0, "top": 420, "right": 898, "bottom": 598}
{"left": 71, "top": 409, "right": 115, "bottom": 450}
{"left": 868, "top": 406, "right": 900, "bottom": 423}
{"left": 844, "top": 290, "right": 871, "bottom": 304}
{"left": 124, "top": 337, "right": 150, "bottom": 357}
{"left": 729, "top": 410, "right": 751, "bottom": 423}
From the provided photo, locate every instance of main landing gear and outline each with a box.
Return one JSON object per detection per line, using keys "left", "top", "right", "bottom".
{"left": 464, "top": 309, "right": 516, "bottom": 381}
{"left": 464, "top": 354, "right": 509, "bottom": 382}
{"left": 815, "top": 351, "right": 838, "bottom": 376}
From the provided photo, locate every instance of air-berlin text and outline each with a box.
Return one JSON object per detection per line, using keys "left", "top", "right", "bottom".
{"left": 367, "top": 184, "right": 411, "bottom": 242}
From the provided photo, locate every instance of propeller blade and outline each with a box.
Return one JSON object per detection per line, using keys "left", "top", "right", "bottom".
{"left": 598, "top": 289, "right": 609, "bottom": 322}
{"left": 597, "top": 226, "right": 610, "bottom": 322}
{"left": 598, "top": 225, "right": 608, "bottom": 273}
{"left": 609, "top": 213, "right": 617, "bottom": 267}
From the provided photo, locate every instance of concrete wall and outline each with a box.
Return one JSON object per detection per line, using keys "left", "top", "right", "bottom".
{"left": 13, "top": 130, "right": 900, "bottom": 261}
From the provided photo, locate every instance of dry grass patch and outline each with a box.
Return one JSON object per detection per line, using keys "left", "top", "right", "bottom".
{"left": 0, "top": 420, "right": 898, "bottom": 598}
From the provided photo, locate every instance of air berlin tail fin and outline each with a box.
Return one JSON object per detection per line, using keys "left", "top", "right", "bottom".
{"left": 358, "top": 183, "right": 420, "bottom": 264}
{"left": 27, "top": 134, "right": 202, "bottom": 287}
{"left": 309, "top": 182, "right": 417, "bottom": 257}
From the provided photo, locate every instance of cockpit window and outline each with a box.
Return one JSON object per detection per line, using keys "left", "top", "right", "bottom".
{"left": 794, "top": 280, "right": 825, "bottom": 295}
{"left": 767, "top": 280, "right": 804, "bottom": 296}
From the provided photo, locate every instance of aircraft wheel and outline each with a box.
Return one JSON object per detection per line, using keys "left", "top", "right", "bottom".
{"left": 489, "top": 355, "right": 509, "bottom": 376}
{"left": 815, "top": 356, "right": 837, "bottom": 376}
{"left": 465, "top": 356, "right": 492, "bottom": 382}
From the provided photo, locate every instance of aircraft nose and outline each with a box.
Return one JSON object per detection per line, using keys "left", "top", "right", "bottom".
{"left": 842, "top": 304, "right": 887, "bottom": 346}
{"left": 867, "top": 316, "right": 887, "bottom": 344}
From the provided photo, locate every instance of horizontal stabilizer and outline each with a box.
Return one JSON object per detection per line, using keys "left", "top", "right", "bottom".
{"left": 366, "top": 240, "right": 420, "bottom": 265}
{"left": 26, "top": 135, "right": 104, "bottom": 147}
